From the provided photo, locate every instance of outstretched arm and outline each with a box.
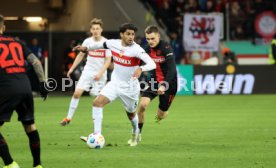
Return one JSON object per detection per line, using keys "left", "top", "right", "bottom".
{"left": 73, "top": 42, "right": 106, "bottom": 52}
{"left": 94, "top": 56, "right": 112, "bottom": 81}
{"left": 67, "top": 52, "right": 85, "bottom": 78}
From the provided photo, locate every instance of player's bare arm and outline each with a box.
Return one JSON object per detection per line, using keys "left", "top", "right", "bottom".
{"left": 27, "top": 53, "right": 48, "bottom": 100}
{"left": 132, "top": 67, "right": 143, "bottom": 79}
{"left": 94, "top": 56, "right": 112, "bottom": 81}
{"left": 67, "top": 52, "right": 86, "bottom": 78}
{"left": 72, "top": 45, "right": 88, "bottom": 52}
{"left": 73, "top": 41, "right": 106, "bottom": 52}
{"left": 26, "top": 53, "right": 45, "bottom": 82}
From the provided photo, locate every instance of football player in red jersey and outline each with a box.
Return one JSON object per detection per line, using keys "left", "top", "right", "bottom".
{"left": 0, "top": 15, "right": 47, "bottom": 168}
{"left": 137, "top": 25, "right": 178, "bottom": 141}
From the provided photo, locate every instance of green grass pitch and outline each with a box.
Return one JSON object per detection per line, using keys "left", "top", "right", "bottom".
{"left": 1, "top": 95, "right": 276, "bottom": 168}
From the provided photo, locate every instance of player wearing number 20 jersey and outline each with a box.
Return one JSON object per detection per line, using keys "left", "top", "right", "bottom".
{"left": 0, "top": 14, "right": 47, "bottom": 168}
{"left": 0, "top": 35, "right": 33, "bottom": 93}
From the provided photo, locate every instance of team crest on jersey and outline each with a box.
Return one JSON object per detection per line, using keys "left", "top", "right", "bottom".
{"left": 119, "top": 50, "right": 124, "bottom": 57}
{"left": 156, "top": 50, "right": 162, "bottom": 55}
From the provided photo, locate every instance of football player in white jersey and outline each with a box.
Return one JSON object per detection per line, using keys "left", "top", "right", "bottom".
{"left": 74, "top": 23, "right": 156, "bottom": 146}
{"left": 60, "top": 18, "right": 112, "bottom": 126}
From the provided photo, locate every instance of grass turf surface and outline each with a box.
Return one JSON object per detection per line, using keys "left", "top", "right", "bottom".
{"left": 1, "top": 95, "right": 276, "bottom": 168}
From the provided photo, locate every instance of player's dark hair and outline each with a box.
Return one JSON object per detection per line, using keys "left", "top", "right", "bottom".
{"left": 145, "top": 25, "right": 159, "bottom": 34}
{"left": 0, "top": 14, "right": 4, "bottom": 27}
{"left": 119, "top": 23, "right": 137, "bottom": 33}
{"left": 90, "top": 18, "right": 103, "bottom": 28}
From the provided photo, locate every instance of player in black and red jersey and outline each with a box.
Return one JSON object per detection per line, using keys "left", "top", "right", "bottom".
{"left": 138, "top": 25, "right": 178, "bottom": 141}
{"left": 0, "top": 15, "right": 48, "bottom": 168}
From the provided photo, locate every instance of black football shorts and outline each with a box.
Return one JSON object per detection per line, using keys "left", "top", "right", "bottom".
{"left": 0, "top": 93, "right": 34, "bottom": 122}
{"left": 141, "top": 81, "right": 177, "bottom": 111}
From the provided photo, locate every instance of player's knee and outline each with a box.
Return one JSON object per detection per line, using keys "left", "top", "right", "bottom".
{"left": 139, "top": 102, "right": 149, "bottom": 111}
{"left": 23, "top": 122, "right": 37, "bottom": 133}
{"left": 93, "top": 98, "right": 103, "bottom": 107}
{"left": 73, "top": 91, "right": 81, "bottom": 98}
{"left": 22, "top": 120, "right": 36, "bottom": 132}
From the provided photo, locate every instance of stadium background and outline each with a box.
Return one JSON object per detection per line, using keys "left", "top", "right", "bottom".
{"left": 1, "top": 0, "right": 276, "bottom": 168}
{"left": 1, "top": 0, "right": 275, "bottom": 94}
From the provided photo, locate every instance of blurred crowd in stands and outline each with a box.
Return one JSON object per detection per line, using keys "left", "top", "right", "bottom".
{"left": 140, "top": 0, "right": 276, "bottom": 65}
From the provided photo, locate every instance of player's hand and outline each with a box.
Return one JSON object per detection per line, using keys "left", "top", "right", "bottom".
{"left": 94, "top": 73, "right": 102, "bottom": 81}
{"left": 132, "top": 67, "right": 142, "bottom": 79}
{"left": 157, "top": 85, "right": 166, "bottom": 95}
{"left": 72, "top": 45, "right": 88, "bottom": 52}
{"left": 67, "top": 69, "right": 73, "bottom": 78}
{"left": 39, "top": 82, "right": 49, "bottom": 101}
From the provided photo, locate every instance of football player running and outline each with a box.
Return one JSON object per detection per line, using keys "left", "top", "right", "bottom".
{"left": 74, "top": 23, "right": 156, "bottom": 146}
{"left": 137, "top": 25, "right": 178, "bottom": 141}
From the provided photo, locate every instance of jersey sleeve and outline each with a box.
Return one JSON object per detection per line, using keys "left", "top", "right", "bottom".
{"left": 81, "top": 39, "right": 89, "bottom": 47}
{"left": 103, "top": 39, "right": 116, "bottom": 49}
{"left": 162, "top": 43, "right": 177, "bottom": 84}
{"left": 162, "top": 43, "right": 175, "bottom": 61}
{"left": 136, "top": 46, "right": 156, "bottom": 71}
{"left": 87, "top": 41, "right": 105, "bottom": 50}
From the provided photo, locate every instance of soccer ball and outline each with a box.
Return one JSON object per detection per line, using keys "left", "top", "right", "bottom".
{"left": 86, "top": 133, "right": 105, "bottom": 149}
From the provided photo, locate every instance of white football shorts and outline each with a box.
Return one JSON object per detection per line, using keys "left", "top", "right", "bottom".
{"left": 99, "top": 79, "right": 140, "bottom": 113}
{"left": 76, "top": 72, "right": 107, "bottom": 96}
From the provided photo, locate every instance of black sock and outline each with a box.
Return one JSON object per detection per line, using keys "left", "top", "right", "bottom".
{"left": 27, "top": 130, "right": 41, "bottom": 167}
{"left": 0, "top": 133, "right": 13, "bottom": 165}
{"left": 138, "top": 123, "right": 144, "bottom": 133}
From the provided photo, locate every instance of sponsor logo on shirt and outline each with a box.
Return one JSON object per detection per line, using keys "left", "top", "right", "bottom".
{"left": 113, "top": 56, "right": 132, "bottom": 65}
{"left": 152, "top": 58, "right": 165, "bottom": 63}
{"left": 111, "top": 51, "right": 140, "bottom": 66}
{"left": 88, "top": 50, "right": 105, "bottom": 58}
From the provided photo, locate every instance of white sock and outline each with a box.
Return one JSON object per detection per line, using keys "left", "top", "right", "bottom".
{"left": 67, "top": 97, "right": 79, "bottom": 119}
{"left": 92, "top": 106, "right": 103, "bottom": 134}
{"left": 130, "top": 114, "right": 139, "bottom": 134}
